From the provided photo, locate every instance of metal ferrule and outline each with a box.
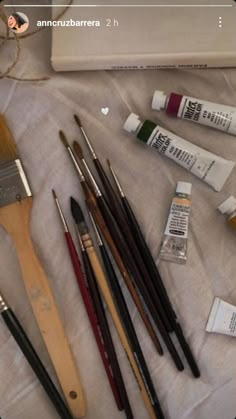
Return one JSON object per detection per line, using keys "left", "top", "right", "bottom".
{"left": 0, "top": 292, "right": 8, "bottom": 314}
{"left": 67, "top": 147, "right": 85, "bottom": 181}
{"left": 0, "top": 159, "right": 32, "bottom": 208}
{"left": 75, "top": 227, "right": 85, "bottom": 251}
{"left": 80, "top": 126, "right": 97, "bottom": 160}
{"left": 109, "top": 165, "right": 125, "bottom": 198}
{"left": 82, "top": 159, "right": 102, "bottom": 198}
{"left": 54, "top": 197, "right": 69, "bottom": 232}
{"left": 89, "top": 212, "right": 103, "bottom": 247}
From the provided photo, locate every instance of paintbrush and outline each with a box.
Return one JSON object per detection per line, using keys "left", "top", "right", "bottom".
{"left": 88, "top": 212, "right": 166, "bottom": 415}
{"left": 59, "top": 130, "right": 163, "bottom": 359}
{"left": 72, "top": 141, "right": 183, "bottom": 371}
{"left": 52, "top": 189, "right": 124, "bottom": 412}
{"left": 107, "top": 161, "right": 200, "bottom": 379}
{"left": 0, "top": 291, "right": 74, "bottom": 419}
{"left": 72, "top": 121, "right": 173, "bottom": 334}
{"left": 71, "top": 197, "right": 166, "bottom": 419}
{"left": 0, "top": 114, "right": 86, "bottom": 418}
{"left": 74, "top": 114, "right": 124, "bottom": 213}
{"left": 76, "top": 227, "right": 134, "bottom": 419}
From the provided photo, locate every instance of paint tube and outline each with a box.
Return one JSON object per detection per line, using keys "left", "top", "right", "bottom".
{"left": 206, "top": 297, "right": 236, "bottom": 337}
{"left": 123, "top": 113, "right": 235, "bottom": 192}
{"left": 218, "top": 196, "right": 236, "bottom": 229}
{"left": 152, "top": 90, "right": 236, "bottom": 136}
{"left": 159, "top": 182, "right": 192, "bottom": 264}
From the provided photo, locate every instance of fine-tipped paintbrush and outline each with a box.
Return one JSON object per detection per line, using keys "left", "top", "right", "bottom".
{"left": 89, "top": 212, "right": 166, "bottom": 417}
{"left": 0, "top": 115, "right": 86, "bottom": 418}
{"left": 72, "top": 129, "right": 173, "bottom": 335}
{"left": 72, "top": 141, "right": 183, "bottom": 371}
{"left": 107, "top": 161, "right": 201, "bottom": 379}
{"left": 0, "top": 291, "right": 74, "bottom": 419}
{"left": 52, "top": 189, "right": 124, "bottom": 412}
{"left": 75, "top": 227, "right": 134, "bottom": 419}
{"left": 59, "top": 130, "right": 163, "bottom": 359}
{"left": 71, "top": 197, "right": 165, "bottom": 419}
{"left": 74, "top": 114, "right": 124, "bottom": 213}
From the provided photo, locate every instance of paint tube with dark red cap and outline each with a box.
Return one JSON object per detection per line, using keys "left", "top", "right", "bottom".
{"left": 152, "top": 90, "right": 236, "bottom": 136}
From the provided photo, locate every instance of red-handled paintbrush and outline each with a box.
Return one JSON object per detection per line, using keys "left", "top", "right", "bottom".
{"left": 52, "top": 189, "right": 124, "bottom": 411}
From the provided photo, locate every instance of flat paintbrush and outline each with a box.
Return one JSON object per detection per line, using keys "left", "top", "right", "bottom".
{"left": 71, "top": 198, "right": 166, "bottom": 419}
{"left": 59, "top": 130, "right": 163, "bottom": 359}
{"left": 0, "top": 291, "right": 74, "bottom": 419}
{"left": 52, "top": 189, "right": 124, "bottom": 412}
{"left": 0, "top": 114, "right": 86, "bottom": 418}
{"left": 76, "top": 229, "right": 134, "bottom": 419}
{"left": 72, "top": 141, "right": 183, "bottom": 371}
{"left": 108, "top": 161, "right": 201, "bottom": 379}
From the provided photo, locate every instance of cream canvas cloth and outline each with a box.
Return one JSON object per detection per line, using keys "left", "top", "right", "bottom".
{"left": 0, "top": 5, "right": 236, "bottom": 419}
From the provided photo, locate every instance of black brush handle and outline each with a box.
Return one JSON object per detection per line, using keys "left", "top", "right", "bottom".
{"left": 122, "top": 197, "right": 174, "bottom": 320}
{"left": 1, "top": 308, "right": 73, "bottom": 419}
{"left": 172, "top": 322, "right": 200, "bottom": 378}
{"left": 99, "top": 244, "right": 165, "bottom": 419}
{"left": 93, "top": 159, "right": 127, "bottom": 218}
{"left": 94, "top": 159, "right": 172, "bottom": 334}
{"left": 81, "top": 249, "right": 134, "bottom": 419}
{"left": 97, "top": 195, "right": 184, "bottom": 372}
{"left": 122, "top": 197, "right": 200, "bottom": 378}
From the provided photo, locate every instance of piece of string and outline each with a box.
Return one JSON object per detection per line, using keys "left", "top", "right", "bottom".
{"left": 0, "top": 0, "right": 73, "bottom": 82}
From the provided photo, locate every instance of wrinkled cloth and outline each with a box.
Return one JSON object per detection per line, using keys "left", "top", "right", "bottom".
{"left": 0, "top": 7, "right": 236, "bottom": 419}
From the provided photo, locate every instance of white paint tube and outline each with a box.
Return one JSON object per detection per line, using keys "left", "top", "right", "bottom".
{"left": 206, "top": 297, "right": 236, "bottom": 337}
{"left": 123, "top": 113, "right": 235, "bottom": 192}
{"left": 152, "top": 90, "right": 236, "bottom": 136}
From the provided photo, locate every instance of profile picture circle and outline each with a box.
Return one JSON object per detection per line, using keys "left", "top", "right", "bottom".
{"left": 8, "top": 12, "right": 29, "bottom": 34}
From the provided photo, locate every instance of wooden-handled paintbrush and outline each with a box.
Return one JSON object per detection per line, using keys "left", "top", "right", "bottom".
{"left": 52, "top": 189, "right": 124, "bottom": 413}
{"left": 72, "top": 142, "right": 184, "bottom": 372}
{"left": 0, "top": 114, "right": 86, "bottom": 418}
{"left": 59, "top": 130, "right": 164, "bottom": 359}
{"left": 70, "top": 197, "right": 166, "bottom": 419}
{"left": 72, "top": 121, "right": 172, "bottom": 335}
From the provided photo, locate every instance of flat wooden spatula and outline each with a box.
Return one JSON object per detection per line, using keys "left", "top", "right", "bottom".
{"left": 0, "top": 114, "right": 86, "bottom": 418}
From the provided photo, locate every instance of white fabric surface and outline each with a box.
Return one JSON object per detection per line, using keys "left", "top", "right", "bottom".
{"left": 1, "top": 7, "right": 236, "bottom": 419}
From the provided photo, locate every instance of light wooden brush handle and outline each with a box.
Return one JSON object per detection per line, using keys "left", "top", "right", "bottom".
{"left": 0, "top": 199, "right": 86, "bottom": 418}
{"left": 82, "top": 234, "right": 157, "bottom": 419}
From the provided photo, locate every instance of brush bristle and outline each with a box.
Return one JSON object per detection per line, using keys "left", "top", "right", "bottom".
{"left": 59, "top": 130, "right": 69, "bottom": 148}
{"left": 74, "top": 114, "right": 82, "bottom": 127}
{"left": 70, "top": 197, "right": 85, "bottom": 224}
{"left": 0, "top": 114, "right": 18, "bottom": 164}
{"left": 52, "top": 189, "right": 57, "bottom": 199}
{"left": 73, "top": 141, "right": 84, "bottom": 160}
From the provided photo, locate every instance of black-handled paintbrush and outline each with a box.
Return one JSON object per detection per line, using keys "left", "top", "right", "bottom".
{"left": 59, "top": 130, "right": 164, "bottom": 361}
{"left": 0, "top": 115, "right": 86, "bottom": 418}
{"left": 0, "top": 292, "right": 74, "bottom": 419}
{"left": 74, "top": 114, "right": 126, "bottom": 216}
{"left": 73, "top": 116, "right": 172, "bottom": 335}
{"left": 72, "top": 142, "right": 184, "bottom": 372}
{"left": 71, "top": 198, "right": 165, "bottom": 419}
{"left": 89, "top": 212, "right": 167, "bottom": 419}
{"left": 70, "top": 198, "right": 160, "bottom": 419}
{"left": 107, "top": 161, "right": 200, "bottom": 379}
{"left": 75, "top": 228, "right": 134, "bottom": 419}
